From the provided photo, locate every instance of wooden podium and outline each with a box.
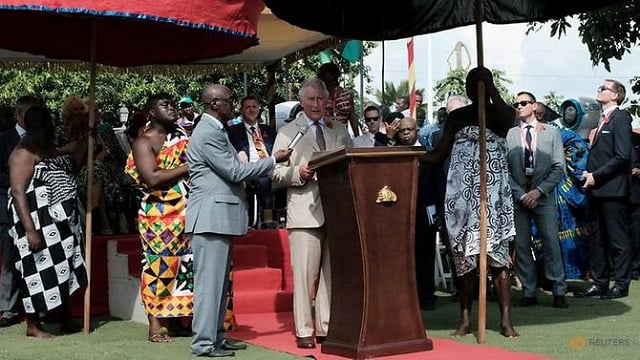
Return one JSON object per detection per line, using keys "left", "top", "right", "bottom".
{"left": 309, "top": 146, "right": 433, "bottom": 359}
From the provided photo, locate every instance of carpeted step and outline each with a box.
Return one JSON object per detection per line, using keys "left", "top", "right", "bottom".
{"left": 234, "top": 290, "right": 293, "bottom": 314}
{"left": 232, "top": 244, "right": 269, "bottom": 269}
{"left": 234, "top": 267, "right": 283, "bottom": 291}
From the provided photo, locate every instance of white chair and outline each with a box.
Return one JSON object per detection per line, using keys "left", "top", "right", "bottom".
{"left": 434, "top": 233, "right": 452, "bottom": 290}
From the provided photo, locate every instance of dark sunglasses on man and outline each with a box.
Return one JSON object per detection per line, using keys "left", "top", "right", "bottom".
{"left": 364, "top": 116, "right": 379, "bottom": 122}
{"left": 512, "top": 100, "right": 533, "bottom": 108}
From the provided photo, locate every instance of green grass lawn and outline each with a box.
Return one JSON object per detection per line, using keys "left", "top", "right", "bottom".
{"left": 1, "top": 280, "right": 639, "bottom": 360}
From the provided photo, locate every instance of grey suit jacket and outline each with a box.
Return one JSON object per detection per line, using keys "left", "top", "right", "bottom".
{"left": 272, "top": 113, "right": 351, "bottom": 229}
{"left": 186, "top": 113, "right": 275, "bottom": 236}
{"left": 506, "top": 123, "right": 566, "bottom": 202}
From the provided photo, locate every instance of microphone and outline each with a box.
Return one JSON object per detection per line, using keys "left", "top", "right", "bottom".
{"left": 287, "top": 125, "right": 308, "bottom": 149}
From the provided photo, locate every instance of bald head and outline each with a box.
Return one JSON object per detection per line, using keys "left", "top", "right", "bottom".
{"left": 202, "top": 84, "right": 234, "bottom": 121}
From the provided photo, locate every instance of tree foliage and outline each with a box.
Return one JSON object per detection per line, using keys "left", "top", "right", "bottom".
{"left": 543, "top": 91, "right": 565, "bottom": 112}
{"left": 371, "top": 80, "right": 425, "bottom": 108}
{"left": 0, "top": 41, "right": 377, "bottom": 126}
{"left": 528, "top": 0, "right": 639, "bottom": 116}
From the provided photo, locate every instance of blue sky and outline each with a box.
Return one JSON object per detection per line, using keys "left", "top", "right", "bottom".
{"left": 359, "top": 19, "right": 639, "bottom": 111}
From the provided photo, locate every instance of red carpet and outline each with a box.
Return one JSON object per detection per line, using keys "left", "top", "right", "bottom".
{"left": 232, "top": 312, "right": 550, "bottom": 360}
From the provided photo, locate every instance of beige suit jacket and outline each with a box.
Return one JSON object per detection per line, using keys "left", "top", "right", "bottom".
{"left": 272, "top": 113, "right": 352, "bottom": 228}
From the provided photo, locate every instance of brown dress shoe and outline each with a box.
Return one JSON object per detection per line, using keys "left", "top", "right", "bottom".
{"left": 296, "top": 336, "right": 315, "bottom": 349}
{"left": 553, "top": 295, "right": 569, "bottom": 308}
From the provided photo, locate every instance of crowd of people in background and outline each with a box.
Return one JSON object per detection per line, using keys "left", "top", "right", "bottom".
{"left": 0, "top": 62, "right": 638, "bottom": 357}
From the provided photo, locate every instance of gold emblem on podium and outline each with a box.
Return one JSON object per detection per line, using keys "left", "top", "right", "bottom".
{"left": 376, "top": 185, "right": 397, "bottom": 203}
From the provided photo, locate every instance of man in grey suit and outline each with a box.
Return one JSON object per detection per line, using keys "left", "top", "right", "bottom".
{"left": 186, "top": 84, "right": 291, "bottom": 357}
{"left": 272, "top": 78, "right": 351, "bottom": 349}
{"left": 506, "top": 91, "right": 568, "bottom": 308}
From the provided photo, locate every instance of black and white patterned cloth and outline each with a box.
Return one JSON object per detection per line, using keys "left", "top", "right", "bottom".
{"left": 445, "top": 126, "right": 516, "bottom": 276}
{"left": 9, "top": 154, "right": 87, "bottom": 314}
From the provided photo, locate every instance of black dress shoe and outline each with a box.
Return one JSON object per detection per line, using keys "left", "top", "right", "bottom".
{"left": 296, "top": 336, "right": 316, "bottom": 349}
{"left": 573, "top": 284, "right": 606, "bottom": 298}
{"left": 219, "top": 339, "right": 247, "bottom": 351}
{"left": 0, "top": 316, "right": 20, "bottom": 327}
{"left": 601, "top": 286, "right": 629, "bottom": 299}
{"left": 553, "top": 295, "right": 569, "bottom": 308}
{"left": 518, "top": 297, "right": 538, "bottom": 307}
{"left": 197, "top": 348, "right": 235, "bottom": 357}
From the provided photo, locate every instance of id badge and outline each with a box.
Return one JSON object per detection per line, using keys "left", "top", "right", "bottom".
{"left": 525, "top": 167, "right": 534, "bottom": 176}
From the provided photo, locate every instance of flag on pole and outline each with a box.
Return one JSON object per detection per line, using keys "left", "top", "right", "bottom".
{"left": 341, "top": 40, "right": 362, "bottom": 63}
{"left": 407, "top": 37, "right": 416, "bottom": 119}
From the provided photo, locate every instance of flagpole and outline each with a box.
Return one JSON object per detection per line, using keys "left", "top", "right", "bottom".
{"left": 407, "top": 37, "right": 416, "bottom": 119}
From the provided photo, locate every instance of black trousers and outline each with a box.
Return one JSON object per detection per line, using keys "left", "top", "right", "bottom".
{"left": 589, "top": 197, "right": 632, "bottom": 290}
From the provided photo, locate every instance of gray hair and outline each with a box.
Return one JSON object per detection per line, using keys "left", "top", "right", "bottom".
{"left": 298, "top": 78, "right": 330, "bottom": 99}
{"left": 446, "top": 95, "right": 469, "bottom": 113}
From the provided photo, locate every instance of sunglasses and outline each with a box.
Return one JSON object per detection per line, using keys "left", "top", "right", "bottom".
{"left": 512, "top": 101, "right": 533, "bottom": 108}
{"left": 364, "top": 116, "right": 379, "bottom": 122}
{"left": 598, "top": 85, "right": 615, "bottom": 93}
{"left": 399, "top": 127, "right": 416, "bottom": 132}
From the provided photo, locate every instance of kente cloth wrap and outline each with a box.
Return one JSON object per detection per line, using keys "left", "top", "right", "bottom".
{"left": 532, "top": 128, "right": 592, "bottom": 279}
{"left": 9, "top": 154, "right": 87, "bottom": 314}
{"left": 445, "top": 126, "right": 515, "bottom": 276}
{"left": 125, "top": 126, "right": 194, "bottom": 318}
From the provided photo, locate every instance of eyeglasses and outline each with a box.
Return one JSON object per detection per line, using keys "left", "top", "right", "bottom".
{"left": 512, "top": 101, "right": 533, "bottom": 108}
{"left": 598, "top": 85, "right": 615, "bottom": 93}
{"left": 364, "top": 116, "right": 379, "bottom": 122}
{"left": 399, "top": 127, "right": 416, "bottom": 132}
{"left": 210, "top": 97, "right": 232, "bottom": 105}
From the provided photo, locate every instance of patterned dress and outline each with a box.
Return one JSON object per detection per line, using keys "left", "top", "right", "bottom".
{"left": 9, "top": 154, "right": 87, "bottom": 314}
{"left": 445, "top": 126, "right": 516, "bottom": 276}
{"left": 125, "top": 127, "right": 194, "bottom": 318}
{"left": 532, "top": 128, "right": 592, "bottom": 279}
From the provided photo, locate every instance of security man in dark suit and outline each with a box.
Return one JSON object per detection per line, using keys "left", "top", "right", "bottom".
{"left": 577, "top": 79, "right": 633, "bottom": 299}
{"left": 0, "top": 95, "right": 40, "bottom": 327}
{"left": 392, "top": 117, "right": 443, "bottom": 310}
{"left": 227, "top": 95, "right": 277, "bottom": 227}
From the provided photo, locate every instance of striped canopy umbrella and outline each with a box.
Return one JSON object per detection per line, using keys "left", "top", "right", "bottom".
{"left": 0, "top": 0, "right": 265, "bottom": 333}
{"left": 0, "top": 0, "right": 263, "bottom": 66}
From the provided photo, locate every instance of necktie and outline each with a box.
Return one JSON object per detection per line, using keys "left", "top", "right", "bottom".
{"left": 314, "top": 122, "right": 326, "bottom": 151}
{"left": 250, "top": 126, "right": 268, "bottom": 159}
{"left": 524, "top": 125, "right": 533, "bottom": 170}
{"left": 589, "top": 114, "right": 609, "bottom": 144}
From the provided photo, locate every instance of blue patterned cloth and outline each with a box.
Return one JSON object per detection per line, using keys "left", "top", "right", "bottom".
{"left": 532, "top": 128, "right": 592, "bottom": 279}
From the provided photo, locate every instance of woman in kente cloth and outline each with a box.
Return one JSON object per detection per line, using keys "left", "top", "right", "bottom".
{"left": 125, "top": 94, "right": 236, "bottom": 343}
{"left": 125, "top": 93, "right": 193, "bottom": 343}
{"left": 422, "top": 67, "right": 518, "bottom": 338}
{"left": 9, "top": 106, "right": 87, "bottom": 338}
{"left": 531, "top": 103, "right": 592, "bottom": 281}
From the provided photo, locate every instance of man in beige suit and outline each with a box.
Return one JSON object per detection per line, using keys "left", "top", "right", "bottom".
{"left": 272, "top": 78, "right": 352, "bottom": 349}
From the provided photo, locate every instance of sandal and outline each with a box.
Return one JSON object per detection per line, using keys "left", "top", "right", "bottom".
{"left": 148, "top": 327, "right": 172, "bottom": 343}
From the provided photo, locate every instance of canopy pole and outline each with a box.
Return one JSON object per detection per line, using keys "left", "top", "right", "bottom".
{"left": 475, "top": 0, "right": 488, "bottom": 345}
{"left": 83, "top": 19, "right": 97, "bottom": 334}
